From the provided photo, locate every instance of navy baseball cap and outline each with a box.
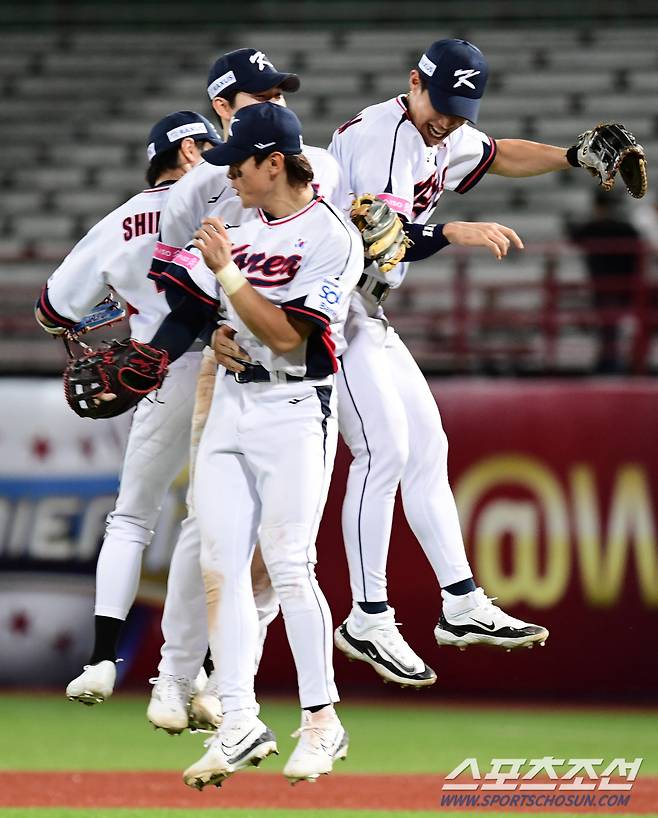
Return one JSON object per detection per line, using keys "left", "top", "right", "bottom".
{"left": 202, "top": 102, "right": 303, "bottom": 166}
{"left": 207, "top": 48, "right": 300, "bottom": 100}
{"left": 146, "top": 111, "right": 221, "bottom": 161}
{"left": 417, "top": 39, "right": 489, "bottom": 123}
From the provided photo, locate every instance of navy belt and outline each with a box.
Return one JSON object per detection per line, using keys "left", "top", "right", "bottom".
{"left": 357, "top": 273, "right": 390, "bottom": 303}
{"left": 228, "top": 362, "right": 305, "bottom": 383}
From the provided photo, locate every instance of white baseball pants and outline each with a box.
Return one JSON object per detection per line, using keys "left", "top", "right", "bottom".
{"left": 195, "top": 373, "right": 339, "bottom": 712}
{"left": 95, "top": 351, "right": 203, "bottom": 620}
{"left": 338, "top": 292, "right": 472, "bottom": 603}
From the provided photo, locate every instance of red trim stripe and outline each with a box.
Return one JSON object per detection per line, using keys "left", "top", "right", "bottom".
{"left": 258, "top": 196, "right": 322, "bottom": 226}
{"left": 283, "top": 305, "right": 330, "bottom": 326}
{"left": 321, "top": 328, "right": 338, "bottom": 373}
{"left": 158, "top": 271, "right": 218, "bottom": 307}
{"left": 142, "top": 186, "right": 171, "bottom": 194}
{"left": 456, "top": 136, "right": 497, "bottom": 194}
{"left": 38, "top": 287, "right": 76, "bottom": 328}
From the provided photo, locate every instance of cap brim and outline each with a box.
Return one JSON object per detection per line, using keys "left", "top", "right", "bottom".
{"left": 427, "top": 86, "right": 481, "bottom": 123}
{"left": 239, "top": 71, "right": 300, "bottom": 94}
{"left": 202, "top": 144, "right": 254, "bottom": 166}
{"left": 198, "top": 134, "right": 222, "bottom": 148}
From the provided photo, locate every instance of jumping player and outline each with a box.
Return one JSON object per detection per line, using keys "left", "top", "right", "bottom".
{"left": 36, "top": 112, "right": 225, "bottom": 719}
{"left": 147, "top": 47, "right": 348, "bottom": 718}
{"left": 328, "top": 39, "right": 560, "bottom": 684}
{"left": 144, "top": 103, "right": 362, "bottom": 785}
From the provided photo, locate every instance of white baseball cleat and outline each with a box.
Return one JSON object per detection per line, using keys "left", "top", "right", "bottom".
{"left": 334, "top": 605, "right": 436, "bottom": 687}
{"left": 283, "top": 705, "right": 349, "bottom": 784}
{"left": 66, "top": 660, "right": 117, "bottom": 705}
{"left": 435, "top": 587, "right": 549, "bottom": 650}
{"left": 183, "top": 710, "right": 277, "bottom": 790}
{"left": 147, "top": 674, "right": 193, "bottom": 734}
{"left": 189, "top": 669, "right": 222, "bottom": 732}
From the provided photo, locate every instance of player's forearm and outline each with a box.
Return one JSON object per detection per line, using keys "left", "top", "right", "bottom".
{"left": 228, "top": 283, "right": 309, "bottom": 355}
{"left": 490, "top": 139, "right": 571, "bottom": 176}
{"left": 402, "top": 222, "right": 451, "bottom": 261}
{"left": 150, "top": 292, "right": 215, "bottom": 361}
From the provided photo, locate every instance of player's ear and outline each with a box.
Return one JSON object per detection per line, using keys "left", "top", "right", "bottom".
{"left": 409, "top": 69, "right": 421, "bottom": 93}
{"left": 268, "top": 152, "right": 285, "bottom": 177}
{"left": 179, "top": 137, "right": 200, "bottom": 165}
{"left": 211, "top": 97, "right": 232, "bottom": 126}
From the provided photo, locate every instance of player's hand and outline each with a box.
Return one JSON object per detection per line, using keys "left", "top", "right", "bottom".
{"left": 192, "top": 217, "right": 233, "bottom": 272}
{"left": 211, "top": 324, "right": 252, "bottom": 372}
{"left": 443, "top": 221, "right": 524, "bottom": 260}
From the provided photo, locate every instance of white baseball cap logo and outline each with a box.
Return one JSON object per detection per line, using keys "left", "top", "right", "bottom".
{"left": 249, "top": 51, "right": 274, "bottom": 71}
{"left": 453, "top": 68, "right": 481, "bottom": 89}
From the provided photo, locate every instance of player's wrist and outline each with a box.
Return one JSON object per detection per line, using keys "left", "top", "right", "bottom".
{"left": 34, "top": 306, "right": 65, "bottom": 335}
{"left": 213, "top": 260, "right": 247, "bottom": 297}
{"left": 565, "top": 146, "right": 580, "bottom": 168}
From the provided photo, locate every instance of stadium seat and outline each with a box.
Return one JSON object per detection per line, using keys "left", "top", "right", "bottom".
{"left": 12, "top": 214, "right": 76, "bottom": 241}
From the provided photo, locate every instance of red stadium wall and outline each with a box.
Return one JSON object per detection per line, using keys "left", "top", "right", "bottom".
{"left": 252, "top": 379, "right": 658, "bottom": 701}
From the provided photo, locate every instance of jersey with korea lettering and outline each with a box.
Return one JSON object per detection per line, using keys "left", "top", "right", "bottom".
{"left": 38, "top": 185, "right": 172, "bottom": 342}
{"left": 152, "top": 142, "right": 348, "bottom": 270}
{"left": 328, "top": 94, "right": 496, "bottom": 287}
{"left": 160, "top": 196, "right": 363, "bottom": 378}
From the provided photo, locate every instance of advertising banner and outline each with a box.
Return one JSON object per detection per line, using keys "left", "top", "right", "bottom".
{"left": 2, "top": 378, "right": 656, "bottom": 699}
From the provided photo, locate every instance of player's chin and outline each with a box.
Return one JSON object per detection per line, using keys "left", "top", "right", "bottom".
{"left": 424, "top": 126, "right": 447, "bottom": 146}
{"left": 236, "top": 191, "right": 254, "bottom": 208}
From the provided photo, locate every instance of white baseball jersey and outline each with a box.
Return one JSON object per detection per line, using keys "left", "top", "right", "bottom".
{"left": 153, "top": 144, "right": 348, "bottom": 262}
{"left": 161, "top": 195, "right": 363, "bottom": 377}
{"left": 39, "top": 184, "right": 172, "bottom": 343}
{"left": 328, "top": 94, "right": 496, "bottom": 287}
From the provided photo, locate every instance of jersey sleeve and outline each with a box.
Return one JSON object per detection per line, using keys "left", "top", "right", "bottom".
{"left": 307, "top": 146, "right": 351, "bottom": 212}
{"left": 152, "top": 163, "right": 233, "bottom": 277}
{"left": 39, "top": 217, "right": 117, "bottom": 327}
{"left": 151, "top": 243, "right": 223, "bottom": 308}
{"left": 444, "top": 124, "right": 497, "bottom": 194}
{"left": 282, "top": 211, "right": 361, "bottom": 329}
{"left": 330, "top": 114, "right": 416, "bottom": 220}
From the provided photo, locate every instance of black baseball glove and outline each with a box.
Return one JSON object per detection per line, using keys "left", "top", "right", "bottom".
{"left": 567, "top": 123, "right": 648, "bottom": 198}
{"left": 63, "top": 337, "right": 169, "bottom": 419}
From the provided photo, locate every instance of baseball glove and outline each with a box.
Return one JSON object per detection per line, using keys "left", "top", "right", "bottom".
{"left": 63, "top": 337, "right": 169, "bottom": 419}
{"left": 569, "top": 123, "right": 648, "bottom": 198}
{"left": 350, "top": 194, "right": 413, "bottom": 273}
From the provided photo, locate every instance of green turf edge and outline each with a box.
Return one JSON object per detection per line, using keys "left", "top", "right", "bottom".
{"left": 0, "top": 812, "right": 656, "bottom": 818}
{"left": 2, "top": 696, "right": 657, "bottom": 774}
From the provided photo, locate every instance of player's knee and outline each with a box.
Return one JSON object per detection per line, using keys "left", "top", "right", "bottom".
{"left": 421, "top": 427, "right": 449, "bottom": 466}
{"left": 371, "top": 434, "right": 409, "bottom": 481}
{"left": 258, "top": 527, "right": 312, "bottom": 602}
{"left": 346, "top": 431, "right": 409, "bottom": 478}
{"left": 104, "top": 514, "right": 154, "bottom": 548}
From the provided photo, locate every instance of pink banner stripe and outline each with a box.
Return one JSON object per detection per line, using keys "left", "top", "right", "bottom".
{"left": 171, "top": 248, "right": 200, "bottom": 271}
{"left": 377, "top": 193, "right": 412, "bottom": 217}
{"left": 152, "top": 241, "right": 181, "bottom": 263}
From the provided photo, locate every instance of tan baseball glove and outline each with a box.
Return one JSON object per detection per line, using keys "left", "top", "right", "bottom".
{"left": 350, "top": 194, "right": 413, "bottom": 273}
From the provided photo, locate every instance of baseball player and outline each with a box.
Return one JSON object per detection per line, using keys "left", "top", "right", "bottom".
{"left": 147, "top": 48, "right": 348, "bottom": 712}
{"left": 141, "top": 103, "right": 362, "bottom": 786}
{"left": 327, "top": 39, "right": 569, "bottom": 685}
{"left": 36, "top": 112, "right": 227, "bottom": 723}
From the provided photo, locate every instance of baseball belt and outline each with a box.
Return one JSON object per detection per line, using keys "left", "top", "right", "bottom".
{"left": 228, "top": 362, "right": 306, "bottom": 384}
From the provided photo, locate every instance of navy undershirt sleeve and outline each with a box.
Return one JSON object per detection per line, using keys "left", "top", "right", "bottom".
{"left": 402, "top": 221, "right": 451, "bottom": 262}
{"left": 150, "top": 289, "right": 216, "bottom": 362}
